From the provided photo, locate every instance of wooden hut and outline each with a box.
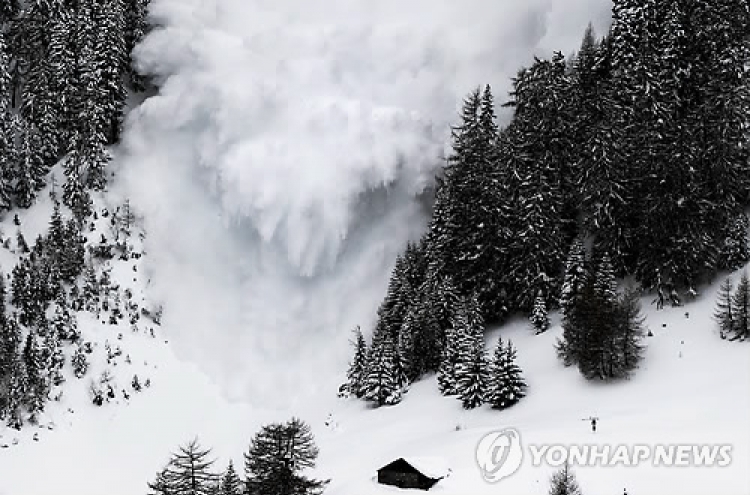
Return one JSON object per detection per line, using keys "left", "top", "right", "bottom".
{"left": 376, "top": 457, "right": 450, "bottom": 490}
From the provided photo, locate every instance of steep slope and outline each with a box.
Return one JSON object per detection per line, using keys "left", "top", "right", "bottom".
{"left": 115, "top": 0, "right": 613, "bottom": 404}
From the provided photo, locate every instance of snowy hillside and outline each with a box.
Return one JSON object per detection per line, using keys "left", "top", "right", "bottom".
{"left": 0, "top": 268, "right": 747, "bottom": 495}
{"left": 2, "top": 0, "right": 749, "bottom": 494}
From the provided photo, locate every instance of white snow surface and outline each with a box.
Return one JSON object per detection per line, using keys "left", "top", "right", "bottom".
{"left": 3, "top": 2, "right": 749, "bottom": 495}
{"left": 115, "top": 0, "right": 612, "bottom": 404}
{"left": 1, "top": 270, "right": 748, "bottom": 495}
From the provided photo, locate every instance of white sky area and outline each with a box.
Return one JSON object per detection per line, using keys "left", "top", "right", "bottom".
{"left": 116, "top": 0, "right": 612, "bottom": 406}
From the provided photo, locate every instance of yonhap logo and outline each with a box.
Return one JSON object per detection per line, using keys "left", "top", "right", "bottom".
{"left": 475, "top": 427, "right": 733, "bottom": 483}
{"left": 475, "top": 428, "right": 523, "bottom": 483}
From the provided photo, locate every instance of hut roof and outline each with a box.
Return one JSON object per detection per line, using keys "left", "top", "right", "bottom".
{"left": 378, "top": 456, "right": 451, "bottom": 480}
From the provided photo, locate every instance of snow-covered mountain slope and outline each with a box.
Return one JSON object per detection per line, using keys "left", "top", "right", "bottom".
{"left": 0, "top": 268, "right": 747, "bottom": 495}
{"left": 115, "top": 0, "right": 613, "bottom": 404}
{"left": 3, "top": 1, "right": 749, "bottom": 494}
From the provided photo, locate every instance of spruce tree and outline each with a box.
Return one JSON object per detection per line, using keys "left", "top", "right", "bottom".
{"left": 487, "top": 338, "right": 527, "bottom": 410}
{"left": 343, "top": 326, "right": 367, "bottom": 398}
{"left": 162, "top": 438, "right": 217, "bottom": 495}
{"left": 732, "top": 272, "right": 750, "bottom": 341}
{"left": 720, "top": 213, "right": 750, "bottom": 271}
{"left": 22, "top": 331, "right": 47, "bottom": 414}
{"left": 592, "top": 251, "right": 617, "bottom": 304}
{"left": 437, "top": 323, "right": 460, "bottom": 396}
{"left": 615, "top": 287, "right": 646, "bottom": 376}
{"left": 0, "top": 33, "right": 15, "bottom": 212}
{"left": 219, "top": 461, "right": 242, "bottom": 495}
{"left": 501, "top": 53, "right": 573, "bottom": 310}
{"left": 245, "top": 418, "right": 328, "bottom": 495}
{"left": 62, "top": 149, "right": 93, "bottom": 220}
{"left": 426, "top": 86, "right": 508, "bottom": 320}
{"left": 0, "top": 314, "right": 21, "bottom": 384}
{"left": 400, "top": 291, "right": 441, "bottom": 381}
{"left": 453, "top": 296, "right": 486, "bottom": 409}
{"left": 560, "top": 236, "right": 587, "bottom": 319}
{"left": 361, "top": 328, "right": 401, "bottom": 406}
{"left": 14, "top": 120, "right": 39, "bottom": 208}
{"left": 530, "top": 291, "right": 550, "bottom": 334}
{"left": 548, "top": 463, "right": 582, "bottom": 495}
{"left": 714, "top": 278, "right": 734, "bottom": 339}
{"left": 53, "top": 290, "right": 79, "bottom": 342}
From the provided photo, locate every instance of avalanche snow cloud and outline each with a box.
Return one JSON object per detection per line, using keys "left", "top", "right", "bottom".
{"left": 118, "top": 0, "right": 610, "bottom": 406}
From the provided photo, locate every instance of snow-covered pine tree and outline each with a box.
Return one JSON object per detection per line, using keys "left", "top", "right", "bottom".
{"left": 614, "top": 286, "right": 646, "bottom": 376}
{"left": 4, "top": 359, "right": 28, "bottom": 428}
{"left": 530, "top": 291, "right": 550, "bottom": 334}
{"left": 53, "top": 290, "right": 79, "bottom": 342}
{"left": 71, "top": 344, "right": 88, "bottom": 378}
{"left": 0, "top": 313, "right": 21, "bottom": 385}
{"left": 343, "top": 326, "right": 367, "bottom": 398}
{"left": 13, "top": 119, "right": 39, "bottom": 209}
{"left": 454, "top": 295, "right": 487, "bottom": 409}
{"left": 46, "top": 6, "right": 80, "bottom": 154}
{"left": 559, "top": 236, "right": 587, "bottom": 319}
{"left": 732, "top": 272, "right": 750, "bottom": 341}
{"left": 62, "top": 149, "right": 93, "bottom": 220}
{"left": 714, "top": 278, "right": 734, "bottom": 340}
{"left": 244, "top": 418, "right": 328, "bottom": 495}
{"left": 361, "top": 327, "right": 401, "bottom": 406}
{"left": 40, "top": 319, "right": 65, "bottom": 387}
{"left": 90, "top": 0, "right": 127, "bottom": 144}
{"left": 22, "top": 331, "right": 47, "bottom": 414}
{"left": 48, "top": 200, "right": 66, "bottom": 255}
{"left": 18, "top": 1, "right": 64, "bottom": 166}
{"left": 719, "top": 213, "right": 750, "bottom": 272}
{"left": 219, "top": 460, "right": 242, "bottom": 495}
{"left": 592, "top": 250, "right": 617, "bottom": 304}
{"left": 548, "top": 462, "right": 582, "bottom": 495}
{"left": 61, "top": 218, "right": 86, "bottom": 282}
{"left": 0, "top": 33, "right": 14, "bottom": 212}
{"left": 16, "top": 231, "right": 29, "bottom": 254}
{"left": 501, "top": 53, "right": 572, "bottom": 311}
{"left": 426, "top": 86, "right": 508, "bottom": 320}
{"left": 400, "top": 289, "right": 441, "bottom": 381}
{"left": 437, "top": 287, "right": 470, "bottom": 396}
{"left": 161, "top": 438, "right": 217, "bottom": 495}
{"left": 146, "top": 467, "right": 171, "bottom": 495}
{"left": 487, "top": 338, "right": 527, "bottom": 410}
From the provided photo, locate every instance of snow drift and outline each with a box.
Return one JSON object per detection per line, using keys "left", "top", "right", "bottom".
{"left": 117, "top": 0, "right": 611, "bottom": 405}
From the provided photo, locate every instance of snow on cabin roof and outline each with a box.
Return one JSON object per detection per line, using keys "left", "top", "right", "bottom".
{"left": 399, "top": 456, "right": 451, "bottom": 479}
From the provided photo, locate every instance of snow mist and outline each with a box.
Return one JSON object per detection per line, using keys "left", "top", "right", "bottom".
{"left": 116, "top": 0, "right": 610, "bottom": 406}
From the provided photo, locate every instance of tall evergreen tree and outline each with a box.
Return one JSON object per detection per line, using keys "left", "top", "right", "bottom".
{"left": 560, "top": 236, "right": 588, "bottom": 319}
{"left": 548, "top": 463, "right": 582, "bottom": 495}
{"left": 219, "top": 461, "right": 242, "bottom": 495}
{"left": 161, "top": 438, "right": 217, "bottom": 495}
{"left": 426, "top": 86, "right": 508, "bottom": 320}
{"left": 530, "top": 291, "right": 550, "bottom": 334}
{"left": 343, "top": 326, "right": 367, "bottom": 398}
{"left": 0, "top": 33, "right": 14, "bottom": 212}
{"left": 453, "top": 295, "right": 486, "bottom": 409}
{"left": 732, "top": 272, "right": 750, "bottom": 341}
{"left": 486, "top": 338, "right": 527, "bottom": 410}
{"left": 714, "top": 278, "right": 734, "bottom": 339}
{"left": 614, "top": 286, "right": 646, "bottom": 376}
{"left": 501, "top": 53, "right": 573, "bottom": 310}
{"left": 361, "top": 328, "right": 401, "bottom": 406}
{"left": 244, "top": 418, "right": 328, "bottom": 495}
